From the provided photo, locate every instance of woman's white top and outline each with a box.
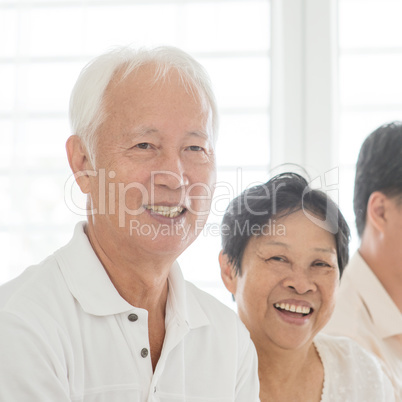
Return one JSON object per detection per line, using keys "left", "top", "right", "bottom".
{"left": 314, "top": 333, "right": 395, "bottom": 401}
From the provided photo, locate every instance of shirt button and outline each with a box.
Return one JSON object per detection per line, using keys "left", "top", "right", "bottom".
{"left": 128, "top": 313, "right": 138, "bottom": 322}
{"left": 141, "top": 348, "right": 149, "bottom": 358}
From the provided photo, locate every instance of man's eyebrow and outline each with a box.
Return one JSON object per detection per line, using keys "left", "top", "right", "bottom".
{"left": 186, "top": 130, "right": 209, "bottom": 141}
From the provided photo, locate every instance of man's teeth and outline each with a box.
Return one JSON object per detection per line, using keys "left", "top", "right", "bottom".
{"left": 274, "top": 303, "right": 311, "bottom": 315}
{"left": 145, "top": 205, "right": 184, "bottom": 218}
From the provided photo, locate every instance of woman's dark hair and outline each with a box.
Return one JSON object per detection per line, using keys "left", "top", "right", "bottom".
{"left": 221, "top": 172, "right": 350, "bottom": 277}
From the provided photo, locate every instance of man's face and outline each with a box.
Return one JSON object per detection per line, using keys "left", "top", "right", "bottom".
{"left": 85, "top": 65, "right": 216, "bottom": 259}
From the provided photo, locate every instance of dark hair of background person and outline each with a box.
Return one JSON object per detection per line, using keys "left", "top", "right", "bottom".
{"left": 354, "top": 121, "right": 402, "bottom": 238}
{"left": 221, "top": 172, "right": 350, "bottom": 277}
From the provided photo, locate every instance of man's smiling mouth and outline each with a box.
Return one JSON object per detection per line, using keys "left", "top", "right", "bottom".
{"left": 145, "top": 205, "right": 186, "bottom": 218}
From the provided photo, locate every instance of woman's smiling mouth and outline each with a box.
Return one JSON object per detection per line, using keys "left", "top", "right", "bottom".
{"left": 274, "top": 303, "right": 312, "bottom": 316}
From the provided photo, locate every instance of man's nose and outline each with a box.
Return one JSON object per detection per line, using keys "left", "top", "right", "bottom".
{"left": 151, "top": 156, "right": 189, "bottom": 190}
{"left": 282, "top": 266, "right": 317, "bottom": 294}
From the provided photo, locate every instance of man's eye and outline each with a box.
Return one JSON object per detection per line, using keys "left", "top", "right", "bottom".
{"left": 188, "top": 145, "right": 203, "bottom": 152}
{"left": 135, "top": 143, "right": 151, "bottom": 150}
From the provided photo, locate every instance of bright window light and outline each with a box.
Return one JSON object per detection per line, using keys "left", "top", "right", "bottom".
{"left": 338, "top": 0, "right": 402, "bottom": 253}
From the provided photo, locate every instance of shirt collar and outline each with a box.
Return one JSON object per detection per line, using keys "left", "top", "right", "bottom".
{"left": 167, "top": 264, "right": 210, "bottom": 330}
{"left": 55, "top": 222, "right": 133, "bottom": 316}
{"left": 55, "top": 222, "right": 210, "bottom": 330}
{"left": 348, "top": 251, "right": 402, "bottom": 338}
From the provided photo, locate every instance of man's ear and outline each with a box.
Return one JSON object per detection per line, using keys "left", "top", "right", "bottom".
{"left": 219, "top": 250, "right": 238, "bottom": 295}
{"left": 66, "top": 135, "right": 93, "bottom": 194}
{"left": 366, "top": 191, "right": 387, "bottom": 234}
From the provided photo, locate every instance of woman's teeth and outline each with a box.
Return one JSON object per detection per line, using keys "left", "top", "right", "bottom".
{"left": 274, "top": 303, "right": 311, "bottom": 315}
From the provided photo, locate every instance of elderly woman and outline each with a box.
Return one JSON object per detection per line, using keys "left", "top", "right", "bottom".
{"left": 219, "top": 172, "right": 394, "bottom": 402}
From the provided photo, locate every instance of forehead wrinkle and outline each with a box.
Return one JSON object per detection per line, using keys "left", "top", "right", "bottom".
{"left": 126, "top": 127, "right": 209, "bottom": 141}
{"left": 256, "top": 240, "right": 336, "bottom": 254}
{"left": 255, "top": 240, "right": 290, "bottom": 251}
{"left": 187, "top": 130, "right": 209, "bottom": 141}
{"left": 122, "top": 126, "right": 159, "bottom": 140}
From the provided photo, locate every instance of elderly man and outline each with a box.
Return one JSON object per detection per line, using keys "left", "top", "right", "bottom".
{"left": 0, "top": 47, "right": 259, "bottom": 401}
{"left": 325, "top": 121, "right": 402, "bottom": 400}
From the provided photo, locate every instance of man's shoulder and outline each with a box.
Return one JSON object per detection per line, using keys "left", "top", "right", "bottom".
{"left": 0, "top": 252, "right": 69, "bottom": 315}
{"left": 0, "top": 223, "right": 90, "bottom": 318}
{"left": 326, "top": 252, "right": 389, "bottom": 336}
{"left": 335, "top": 271, "right": 362, "bottom": 308}
{"left": 324, "top": 273, "right": 372, "bottom": 338}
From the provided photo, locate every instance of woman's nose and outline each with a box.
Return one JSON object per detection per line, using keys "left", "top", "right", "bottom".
{"left": 282, "top": 267, "right": 317, "bottom": 294}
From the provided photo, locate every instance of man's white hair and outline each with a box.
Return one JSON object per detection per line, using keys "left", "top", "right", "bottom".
{"left": 69, "top": 45, "right": 219, "bottom": 157}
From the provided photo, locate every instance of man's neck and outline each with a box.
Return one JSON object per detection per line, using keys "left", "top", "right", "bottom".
{"left": 84, "top": 221, "right": 173, "bottom": 308}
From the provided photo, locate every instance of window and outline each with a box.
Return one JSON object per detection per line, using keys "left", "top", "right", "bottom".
{"left": 3, "top": 0, "right": 397, "bottom": 306}
{"left": 338, "top": 0, "right": 402, "bottom": 252}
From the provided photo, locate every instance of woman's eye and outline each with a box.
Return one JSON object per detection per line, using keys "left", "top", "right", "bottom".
{"left": 313, "top": 261, "right": 331, "bottom": 268}
{"left": 135, "top": 143, "right": 151, "bottom": 150}
{"left": 268, "top": 256, "right": 286, "bottom": 263}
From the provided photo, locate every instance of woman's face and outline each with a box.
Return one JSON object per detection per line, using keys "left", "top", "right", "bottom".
{"left": 224, "top": 210, "right": 339, "bottom": 352}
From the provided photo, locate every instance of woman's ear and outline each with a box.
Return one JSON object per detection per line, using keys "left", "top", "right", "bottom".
{"left": 219, "top": 250, "right": 238, "bottom": 295}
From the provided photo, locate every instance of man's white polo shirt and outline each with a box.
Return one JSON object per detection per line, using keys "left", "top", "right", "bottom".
{"left": 0, "top": 222, "right": 259, "bottom": 402}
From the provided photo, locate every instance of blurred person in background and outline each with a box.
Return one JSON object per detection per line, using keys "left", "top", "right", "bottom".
{"left": 325, "top": 121, "right": 402, "bottom": 400}
{"left": 220, "top": 172, "right": 394, "bottom": 401}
